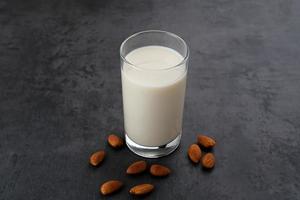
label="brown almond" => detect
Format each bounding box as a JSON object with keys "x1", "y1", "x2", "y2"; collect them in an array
[
  {"x1": 150, "y1": 164, "x2": 171, "y2": 177},
  {"x1": 201, "y1": 153, "x2": 215, "y2": 169},
  {"x1": 129, "y1": 184, "x2": 154, "y2": 196},
  {"x1": 188, "y1": 144, "x2": 202, "y2": 163},
  {"x1": 126, "y1": 160, "x2": 147, "y2": 174},
  {"x1": 197, "y1": 134, "x2": 216, "y2": 148},
  {"x1": 108, "y1": 134, "x2": 124, "y2": 149},
  {"x1": 89, "y1": 150, "x2": 105, "y2": 166},
  {"x1": 100, "y1": 180, "x2": 123, "y2": 195}
]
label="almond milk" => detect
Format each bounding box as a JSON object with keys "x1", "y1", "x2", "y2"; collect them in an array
[{"x1": 122, "y1": 46, "x2": 187, "y2": 147}]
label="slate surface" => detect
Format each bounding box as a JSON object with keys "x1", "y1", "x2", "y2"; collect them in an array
[{"x1": 0, "y1": 0, "x2": 300, "y2": 199}]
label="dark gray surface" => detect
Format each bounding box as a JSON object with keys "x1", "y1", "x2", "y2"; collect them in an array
[{"x1": 1, "y1": 0, "x2": 300, "y2": 199}]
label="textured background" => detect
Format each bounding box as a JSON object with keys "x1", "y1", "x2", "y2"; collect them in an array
[{"x1": 0, "y1": 0, "x2": 300, "y2": 199}]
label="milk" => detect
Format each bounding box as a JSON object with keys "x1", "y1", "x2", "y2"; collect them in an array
[{"x1": 122, "y1": 46, "x2": 187, "y2": 147}]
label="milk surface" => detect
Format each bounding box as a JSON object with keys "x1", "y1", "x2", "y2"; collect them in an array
[{"x1": 122, "y1": 46, "x2": 187, "y2": 147}]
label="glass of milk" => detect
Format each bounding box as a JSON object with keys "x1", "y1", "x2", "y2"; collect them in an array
[{"x1": 120, "y1": 30, "x2": 189, "y2": 158}]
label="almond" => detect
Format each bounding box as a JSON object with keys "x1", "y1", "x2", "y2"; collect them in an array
[
  {"x1": 89, "y1": 150, "x2": 105, "y2": 166},
  {"x1": 126, "y1": 160, "x2": 147, "y2": 174},
  {"x1": 108, "y1": 134, "x2": 124, "y2": 149},
  {"x1": 201, "y1": 153, "x2": 215, "y2": 169},
  {"x1": 100, "y1": 180, "x2": 123, "y2": 195},
  {"x1": 129, "y1": 184, "x2": 154, "y2": 196},
  {"x1": 150, "y1": 164, "x2": 171, "y2": 177},
  {"x1": 197, "y1": 134, "x2": 216, "y2": 148},
  {"x1": 188, "y1": 144, "x2": 202, "y2": 163}
]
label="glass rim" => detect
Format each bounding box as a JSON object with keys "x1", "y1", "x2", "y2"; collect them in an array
[{"x1": 120, "y1": 30, "x2": 189, "y2": 71}]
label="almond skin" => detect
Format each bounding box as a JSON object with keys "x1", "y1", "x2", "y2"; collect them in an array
[
  {"x1": 108, "y1": 134, "x2": 124, "y2": 149},
  {"x1": 188, "y1": 144, "x2": 202, "y2": 163},
  {"x1": 100, "y1": 180, "x2": 123, "y2": 195},
  {"x1": 197, "y1": 135, "x2": 216, "y2": 148},
  {"x1": 201, "y1": 153, "x2": 215, "y2": 169},
  {"x1": 129, "y1": 184, "x2": 154, "y2": 196},
  {"x1": 150, "y1": 164, "x2": 171, "y2": 177},
  {"x1": 89, "y1": 150, "x2": 105, "y2": 166},
  {"x1": 126, "y1": 161, "x2": 147, "y2": 175}
]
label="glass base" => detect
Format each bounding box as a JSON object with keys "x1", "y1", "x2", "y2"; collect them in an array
[{"x1": 125, "y1": 133, "x2": 181, "y2": 158}]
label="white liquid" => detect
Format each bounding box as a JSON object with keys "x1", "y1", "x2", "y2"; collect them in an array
[{"x1": 122, "y1": 46, "x2": 187, "y2": 147}]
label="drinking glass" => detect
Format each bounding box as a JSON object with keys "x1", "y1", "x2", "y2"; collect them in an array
[{"x1": 120, "y1": 30, "x2": 189, "y2": 158}]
